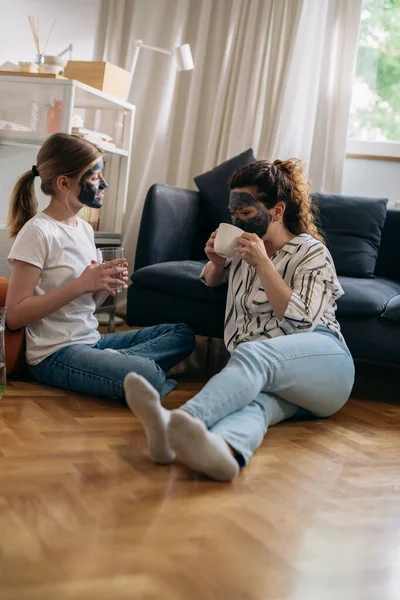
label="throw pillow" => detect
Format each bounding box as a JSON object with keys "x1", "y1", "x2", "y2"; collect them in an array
[
  {"x1": 312, "y1": 193, "x2": 388, "y2": 278},
  {"x1": 0, "y1": 278, "x2": 25, "y2": 376},
  {"x1": 194, "y1": 148, "x2": 256, "y2": 230}
]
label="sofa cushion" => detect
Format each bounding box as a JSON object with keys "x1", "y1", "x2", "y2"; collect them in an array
[
  {"x1": 132, "y1": 264, "x2": 400, "y2": 320},
  {"x1": 313, "y1": 194, "x2": 388, "y2": 278},
  {"x1": 194, "y1": 148, "x2": 256, "y2": 230},
  {"x1": 0, "y1": 278, "x2": 25, "y2": 376},
  {"x1": 132, "y1": 260, "x2": 228, "y2": 304},
  {"x1": 337, "y1": 276, "x2": 400, "y2": 317}
]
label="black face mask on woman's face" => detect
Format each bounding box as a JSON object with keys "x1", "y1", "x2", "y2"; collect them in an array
[
  {"x1": 78, "y1": 158, "x2": 108, "y2": 209},
  {"x1": 228, "y1": 191, "x2": 272, "y2": 238}
]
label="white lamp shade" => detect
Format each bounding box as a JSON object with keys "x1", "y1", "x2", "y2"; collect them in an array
[{"x1": 175, "y1": 44, "x2": 194, "y2": 71}]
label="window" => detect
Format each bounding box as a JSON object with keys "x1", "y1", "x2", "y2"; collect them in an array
[{"x1": 347, "y1": 0, "x2": 400, "y2": 155}]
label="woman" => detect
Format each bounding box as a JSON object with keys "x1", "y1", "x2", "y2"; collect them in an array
[
  {"x1": 126, "y1": 159, "x2": 354, "y2": 480},
  {"x1": 6, "y1": 133, "x2": 195, "y2": 416}
]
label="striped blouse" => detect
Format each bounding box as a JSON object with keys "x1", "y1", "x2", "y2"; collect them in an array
[{"x1": 204, "y1": 233, "x2": 345, "y2": 353}]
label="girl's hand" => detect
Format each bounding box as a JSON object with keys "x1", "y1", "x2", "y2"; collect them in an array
[
  {"x1": 79, "y1": 258, "x2": 127, "y2": 296},
  {"x1": 91, "y1": 259, "x2": 129, "y2": 289},
  {"x1": 238, "y1": 233, "x2": 270, "y2": 269},
  {"x1": 205, "y1": 230, "x2": 226, "y2": 268}
]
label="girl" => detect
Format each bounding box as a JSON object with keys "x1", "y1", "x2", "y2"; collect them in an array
[
  {"x1": 6, "y1": 133, "x2": 195, "y2": 422},
  {"x1": 125, "y1": 159, "x2": 355, "y2": 480}
]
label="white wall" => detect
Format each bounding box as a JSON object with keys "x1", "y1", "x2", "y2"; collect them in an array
[
  {"x1": 342, "y1": 158, "x2": 400, "y2": 208},
  {"x1": 0, "y1": 0, "x2": 101, "y2": 67}
]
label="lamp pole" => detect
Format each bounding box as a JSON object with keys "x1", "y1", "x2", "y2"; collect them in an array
[{"x1": 127, "y1": 40, "x2": 173, "y2": 97}]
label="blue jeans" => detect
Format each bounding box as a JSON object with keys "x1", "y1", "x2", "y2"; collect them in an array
[
  {"x1": 29, "y1": 323, "x2": 195, "y2": 400},
  {"x1": 182, "y1": 328, "x2": 355, "y2": 465}
]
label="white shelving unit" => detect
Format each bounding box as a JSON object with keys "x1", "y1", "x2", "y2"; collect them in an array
[{"x1": 0, "y1": 75, "x2": 135, "y2": 245}]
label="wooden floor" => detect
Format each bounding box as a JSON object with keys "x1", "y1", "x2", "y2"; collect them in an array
[{"x1": 0, "y1": 360, "x2": 399, "y2": 599}]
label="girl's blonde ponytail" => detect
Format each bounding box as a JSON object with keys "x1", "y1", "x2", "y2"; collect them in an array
[{"x1": 8, "y1": 170, "x2": 38, "y2": 237}]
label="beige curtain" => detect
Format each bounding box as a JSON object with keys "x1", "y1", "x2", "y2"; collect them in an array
[{"x1": 95, "y1": 0, "x2": 362, "y2": 280}]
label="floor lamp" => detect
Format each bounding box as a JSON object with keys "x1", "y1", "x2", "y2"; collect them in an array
[
  {"x1": 98, "y1": 41, "x2": 194, "y2": 328},
  {"x1": 126, "y1": 40, "x2": 194, "y2": 99}
]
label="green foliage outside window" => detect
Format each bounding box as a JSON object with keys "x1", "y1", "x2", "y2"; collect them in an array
[{"x1": 348, "y1": 0, "x2": 400, "y2": 141}]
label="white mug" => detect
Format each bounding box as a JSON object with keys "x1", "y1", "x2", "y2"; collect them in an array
[{"x1": 214, "y1": 223, "x2": 244, "y2": 258}]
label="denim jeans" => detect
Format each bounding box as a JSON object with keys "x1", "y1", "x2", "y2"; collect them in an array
[
  {"x1": 29, "y1": 323, "x2": 195, "y2": 400},
  {"x1": 182, "y1": 327, "x2": 355, "y2": 465}
]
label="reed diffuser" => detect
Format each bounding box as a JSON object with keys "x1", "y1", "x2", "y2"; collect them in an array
[{"x1": 28, "y1": 15, "x2": 56, "y2": 71}]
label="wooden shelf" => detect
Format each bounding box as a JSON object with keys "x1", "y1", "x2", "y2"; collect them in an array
[
  {"x1": 0, "y1": 76, "x2": 135, "y2": 237},
  {"x1": 94, "y1": 232, "x2": 122, "y2": 245},
  {"x1": 0, "y1": 136, "x2": 128, "y2": 156},
  {"x1": 0, "y1": 71, "x2": 67, "y2": 79}
]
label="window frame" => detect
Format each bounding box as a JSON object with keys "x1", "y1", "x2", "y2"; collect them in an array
[{"x1": 346, "y1": 140, "x2": 400, "y2": 161}]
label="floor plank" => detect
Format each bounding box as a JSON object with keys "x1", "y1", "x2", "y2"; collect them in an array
[{"x1": 0, "y1": 362, "x2": 399, "y2": 600}]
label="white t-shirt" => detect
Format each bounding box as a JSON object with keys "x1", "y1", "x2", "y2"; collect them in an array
[{"x1": 8, "y1": 212, "x2": 100, "y2": 365}]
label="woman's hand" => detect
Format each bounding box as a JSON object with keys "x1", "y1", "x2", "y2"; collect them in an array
[
  {"x1": 238, "y1": 233, "x2": 270, "y2": 269},
  {"x1": 205, "y1": 230, "x2": 226, "y2": 268},
  {"x1": 79, "y1": 258, "x2": 127, "y2": 296}
]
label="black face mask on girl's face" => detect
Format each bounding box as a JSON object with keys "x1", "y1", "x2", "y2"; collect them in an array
[
  {"x1": 228, "y1": 191, "x2": 272, "y2": 238},
  {"x1": 78, "y1": 158, "x2": 108, "y2": 209}
]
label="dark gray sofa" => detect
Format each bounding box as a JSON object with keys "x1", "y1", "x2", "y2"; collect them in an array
[{"x1": 127, "y1": 184, "x2": 400, "y2": 365}]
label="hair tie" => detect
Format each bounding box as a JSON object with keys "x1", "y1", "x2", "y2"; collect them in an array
[{"x1": 32, "y1": 165, "x2": 39, "y2": 177}]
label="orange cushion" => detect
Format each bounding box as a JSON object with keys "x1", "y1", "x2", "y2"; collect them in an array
[{"x1": 0, "y1": 278, "x2": 25, "y2": 376}]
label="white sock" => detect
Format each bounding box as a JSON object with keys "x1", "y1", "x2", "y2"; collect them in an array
[
  {"x1": 167, "y1": 410, "x2": 239, "y2": 482},
  {"x1": 123, "y1": 372, "x2": 175, "y2": 465}
]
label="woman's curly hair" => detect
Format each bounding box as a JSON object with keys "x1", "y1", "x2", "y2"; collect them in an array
[{"x1": 229, "y1": 159, "x2": 323, "y2": 242}]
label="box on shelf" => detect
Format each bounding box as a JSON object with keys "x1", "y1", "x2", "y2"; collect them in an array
[{"x1": 64, "y1": 61, "x2": 130, "y2": 101}]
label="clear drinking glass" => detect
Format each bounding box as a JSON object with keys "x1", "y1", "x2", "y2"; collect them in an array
[
  {"x1": 96, "y1": 247, "x2": 125, "y2": 293},
  {"x1": 0, "y1": 308, "x2": 6, "y2": 398}
]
